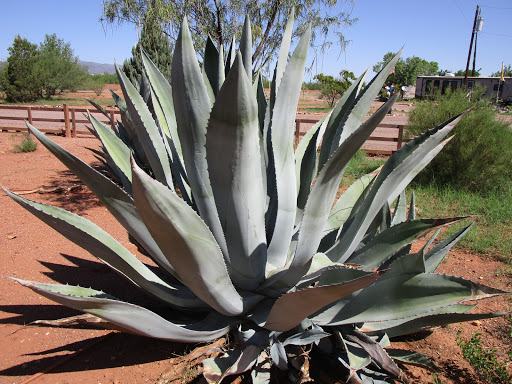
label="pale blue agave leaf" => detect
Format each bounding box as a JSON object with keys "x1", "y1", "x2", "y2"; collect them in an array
[
  {"x1": 363, "y1": 305, "x2": 506, "y2": 338},
  {"x1": 282, "y1": 327, "x2": 330, "y2": 346},
  {"x1": 171, "y1": 19, "x2": 228, "y2": 257},
  {"x1": 317, "y1": 71, "x2": 368, "y2": 173},
  {"x1": 325, "y1": 170, "x2": 377, "y2": 234},
  {"x1": 273, "y1": 6, "x2": 295, "y2": 93},
  {"x1": 265, "y1": 24, "x2": 311, "y2": 270},
  {"x1": 251, "y1": 351, "x2": 271, "y2": 384},
  {"x1": 285, "y1": 96, "x2": 398, "y2": 286},
  {"x1": 408, "y1": 190, "x2": 416, "y2": 221},
  {"x1": 205, "y1": 53, "x2": 267, "y2": 290},
  {"x1": 132, "y1": 161, "x2": 244, "y2": 316},
  {"x1": 312, "y1": 273, "x2": 508, "y2": 326},
  {"x1": 390, "y1": 190, "x2": 407, "y2": 225},
  {"x1": 25, "y1": 124, "x2": 178, "y2": 280},
  {"x1": 348, "y1": 217, "x2": 469, "y2": 270},
  {"x1": 224, "y1": 35, "x2": 236, "y2": 77},
  {"x1": 11, "y1": 278, "x2": 231, "y2": 342},
  {"x1": 116, "y1": 63, "x2": 174, "y2": 188},
  {"x1": 425, "y1": 223, "x2": 473, "y2": 273},
  {"x1": 203, "y1": 345, "x2": 262, "y2": 384},
  {"x1": 204, "y1": 35, "x2": 221, "y2": 95},
  {"x1": 239, "y1": 15, "x2": 252, "y2": 80},
  {"x1": 386, "y1": 349, "x2": 437, "y2": 371},
  {"x1": 270, "y1": 342, "x2": 287, "y2": 369},
  {"x1": 202, "y1": 66, "x2": 216, "y2": 105},
  {"x1": 329, "y1": 52, "x2": 402, "y2": 161},
  {"x1": 5, "y1": 189, "x2": 205, "y2": 309},
  {"x1": 140, "y1": 50, "x2": 181, "y2": 157},
  {"x1": 262, "y1": 271, "x2": 384, "y2": 332},
  {"x1": 295, "y1": 113, "x2": 330, "y2": 216},
  {"x1": 327, "y1": 114, "x2": 464, "y2": 264},
  {"x1": 88, "y1": 113, "x2": 132, "y2": 192}
]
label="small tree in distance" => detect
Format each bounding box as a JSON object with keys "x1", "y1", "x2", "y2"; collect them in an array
[
  {"x1": 314, "y1": 70, "x2": 356, "y2": 107},
  {"x1": 1, "y1": 36, "x2": 41, "y2": 102},
  {"x1": 123, "y1": 13, "x2": 173, "y2": 86},
  {"x1": 37, "y1": 34, "x2": 88, "y2": 98},
  {"x1": 373, "y1": 52, "x2": 439, "y2": 88}
]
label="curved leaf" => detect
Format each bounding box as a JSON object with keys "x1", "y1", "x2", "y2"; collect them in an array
[
  {"x1": 132, "y1": 161, "x2": 244, "y2": 316},
  {"x1": 205, "y1": 53, "x2": 267, "y2": 290},
  {"x1": 12, "y1": 279, "x2": 231, "y2": 342}
]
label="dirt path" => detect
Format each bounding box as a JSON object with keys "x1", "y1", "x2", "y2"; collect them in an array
[{"x1": 0, "y1": 132, "x2": 511, "y2": 384}]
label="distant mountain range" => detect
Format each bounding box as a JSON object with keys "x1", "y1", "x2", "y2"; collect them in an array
[{"x1": 78, "y1": 60, "x2": 116, "y2": 74}]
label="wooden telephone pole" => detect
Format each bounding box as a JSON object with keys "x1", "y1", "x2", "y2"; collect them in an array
[{"x1": 464, "y1": 5, "x2": 480, "y2": 88}]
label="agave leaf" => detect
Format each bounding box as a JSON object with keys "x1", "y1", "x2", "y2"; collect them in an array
[
  {"x1": 363, "y1": 305, "x2": 506, "y2": 338},
  {"x1": 4, "y1": 189, "x2": 204, "y2": 309},
  {"x1": 273, "y1": 6, "x2": 295, "y2": 93},
  {"x1": 344, "y1": 329, "x2": 409, "y2": 383},
  {"x1": 116, "y1": 63, "x2": 174, "y2": 188},
  {"x1": 295, "y1": 113, "x2": 330, "y2": 215},
  {"x1": 251, "y1": 351, "x2": 271, "y2": 384},
  {"x1": 317, "y1": 71, "x2": 368, "y2": 173},
  {"x1": 386, "y1": 349, "x2": 437, "y2": 371},
  {"x1": 348, "y1": 217, "x2": 470, "y2": 270},
  {"x1": 11, "y1": 278, "x2": 231, "y2": 342},
  {"x1": 338, "y1": 335, "x2": 372, "y2": 371},
  {"x1": 262, "y1": 271, "x2": 385, "y2": 332},
  {"x1": 239, "y1": 15, "x2": 252, "y2": 80},
  {"x1": 203, "y1": 345, "x2": 262, "y2": 384},
  {"x1": 171, "y1": 18, "x2": 228, "y2": 257},
  {"x1": 425, "y1": 223, "x2": 473, "y2": 273},
  {"x1": 224, "y1": 35, "x2": 236, "y2": 76},
  {"x1": 282, "y1": 327, "x2": 330, "y2": 346},
  {"x1": 286, "y1": 95, "x2": 398, "y2": 285},
  {"x1": 327, "y1": 113, "x2": 465, "y2": 264},
  {"x1": 313, "y1": 273, "x2": 508, "y2": 326},
  {"x1": 140, "y1": 50, "x2": 181, "y2": 156},
  {"x1": 205, "y1": 53, "x2": 267, "y2": 290},
  {"x1": 85, "y1": 98, "x2": 116, "y2": 133},
  {"x1": 25, "y1": 124, "x2": 178, "y2": 280},
  {"x1": 270, "y1": 341, "x2": 287, "y2": 370},
  {"x1": 325, "y1": 170, "x2": 377, "y2": 234},
  {"x1": 132, "y1": 161, "x2": 244, "y2": 316},
  {"x1": 88, "y1": 113, "x2": 132, "y2": 193},
  {"x1": 204, "y1": 36, "x2": 221, "y2": 95},
  {"x1": 390, "y1": 190, "x2": 407, "y2": 225},
  {"x1": 265, "y1": 24, "x2": 311, "y2": 270}
]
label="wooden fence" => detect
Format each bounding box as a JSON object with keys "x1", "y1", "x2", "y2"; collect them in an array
[
  {"x1": 0, "y1": 105, "x2": 406, "y2": 155},
  {"x1": 294, "y1": 118, "x2": 406, "y2": 155},
  {"x1": 0, "y1": 104, "x2": 120, "y2": 138}
]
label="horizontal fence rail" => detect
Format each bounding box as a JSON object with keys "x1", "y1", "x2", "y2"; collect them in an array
[
  {"x1": 0, "y1": 105, "x2": 407, "y2": 155},
  {"x1": 0, "y1": 104, "x2": 120, "y2": 138}
]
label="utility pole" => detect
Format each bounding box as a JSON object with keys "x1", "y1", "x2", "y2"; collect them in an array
[{"x1": 464, "y1": 5, "x2": 479, "y2": 88}]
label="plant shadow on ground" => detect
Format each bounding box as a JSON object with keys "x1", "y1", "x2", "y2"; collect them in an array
[
  {"x1": 0, "y1": 254, "x2": 195, "y2": 379},
  {"x1": 25, "y1": 162, "x2": 110, "y2": 214}
]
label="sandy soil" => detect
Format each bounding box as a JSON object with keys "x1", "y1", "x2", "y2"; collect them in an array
[{"x1": 0, "y1": 129, "x2": 511, "y2": 383}]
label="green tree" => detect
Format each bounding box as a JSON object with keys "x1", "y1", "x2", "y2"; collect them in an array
[
  {"x1": 373, "y1": 52, "x2": 439, "y2": 87},
  {"x1": 491, "y1": 64, "x2": 512, "y2": 77},
  {"x1": 1, "y1": 36, "x2": 41, "y2": 102},
  {"x1": 453, "y1": 69, "x2": 481, "y2": 77},
  {"x1": 37, "y1": 34, "x2": 88, "y2": 99},
  {"x1": 122, "y1": 12, "x2": 173, "y2": 86},
  {"x1": 101, "y1": 0, "x2": 357, "y2": 74},
  {"x1": 314, "y1": 70, "x2": 356, "y2": 107}
]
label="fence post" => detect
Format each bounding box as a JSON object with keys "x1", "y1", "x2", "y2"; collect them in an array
[
  {"x1": 109, "y1": 109, "x2": 116, "y2": 131},
  {"x1": 295, "y1": 119, "x2": 301, "y2": 141},
  {"x1": 397, "y1": 125, "x2": 403, "y2": 150},
  {"x1": 27, "y1": 106, "x2": 33, "y2": 126},
  {"x1": 71, "y1": 108, "x2": 77, "y2": 138},
  {"x1": 63, "y1": 104, "x2": 70, "y2": 137}
]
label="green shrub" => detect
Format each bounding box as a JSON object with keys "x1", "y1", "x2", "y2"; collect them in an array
[
  {"x1": 407, "y1": 87, "x2": 512, "y2": 194},
  {"x1": 13, "y1": 133, "x2": 37, "y2": 152},
  {"x1": 457, "y1": 331, "x2": 511, "y2": 383}
]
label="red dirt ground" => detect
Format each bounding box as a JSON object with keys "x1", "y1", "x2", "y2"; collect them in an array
[{"x1": 0, "y1": 131, "x2": 511, "y2": 384}]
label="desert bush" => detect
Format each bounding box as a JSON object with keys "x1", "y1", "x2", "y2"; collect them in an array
[
  {"x1": 13, "y1": 133, "x2": 37, "y2": 152},
  {"x1": 407, "y1": 87, "x2": 512, "y2": 194}
]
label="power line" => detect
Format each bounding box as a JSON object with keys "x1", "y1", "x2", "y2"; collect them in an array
[
  {"x1": 479, "y1": 5, "x2": 512, "y2": 10},
  {"x1": 480, "y1": 31, "x2": 512, "y2": 38}
]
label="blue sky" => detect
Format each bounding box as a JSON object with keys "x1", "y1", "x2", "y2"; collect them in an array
[{"x1": 1, "y1": 0, "x2": 511, "y2": 80}]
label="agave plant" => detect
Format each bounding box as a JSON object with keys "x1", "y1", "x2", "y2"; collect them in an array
[{"x1": 4, "y1": 11, "x2": 509, "y2": 384}]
